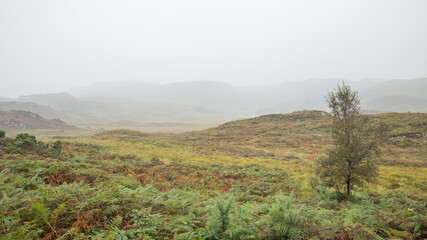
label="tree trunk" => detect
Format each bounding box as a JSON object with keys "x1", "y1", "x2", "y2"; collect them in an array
[{"x1": 346, "y1": 179, "x2": 351, "y2": 199}]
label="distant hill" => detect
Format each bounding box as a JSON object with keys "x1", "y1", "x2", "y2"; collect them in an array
[
  {"x1": 16, "y1": 93, "x2": 75, "y2": 105},
  {"x1": 0, "y1": 110, "x2": 77, "y2": 131},
  {"x1": 77, "y1": 79, "x2": 384, "y2": 112},
  {"x1": 8, "y1": 83, "x2": 244, "y2": 122},
  {"x1": 361, "y1": 78, "x2": 427, "y2": 101},
  {"x1": 78, "y1": 80, "x2": 239, "y2": 107},
  {"x1": 2, "y1": 78, "x2": 425, "y2": 125},
  {"x1": 365, "y1": 95, "x2": 427, "y2": 113},
  {"x1": 0, "y1": 101, "x2": 109, "y2": 127},
  {"x1": 75, "y1": 78, "x2": 427, "y2": 115},
  {"x1": 357, "y1": 78, "x2": 427, "y2": 113},
  {"x1": 14, "y1": 93, "x2": 102, "y2": 117},
  {"x1": 0, "y1": 101, "x2": 65, "y2": 119}
]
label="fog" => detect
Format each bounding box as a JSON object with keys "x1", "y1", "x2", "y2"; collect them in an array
[{"x1": 1, "y1": 0, "x2": 427, "y2": 97}]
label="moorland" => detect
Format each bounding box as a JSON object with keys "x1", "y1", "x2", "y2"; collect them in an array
[{"x1": 0, "y1": 110, "x2": 426, "y2": 239}]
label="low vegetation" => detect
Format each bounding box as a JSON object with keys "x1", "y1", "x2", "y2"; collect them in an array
[{"x1": 1, "y1": 108, "x2": 426, "y2": 239}]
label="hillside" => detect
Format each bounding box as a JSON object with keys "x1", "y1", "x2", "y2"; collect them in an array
[
  {"x1": 74, "y1": 78, "x2": 427, "y2": 114},
  {"x1": 365, "y1": 95, "x2": 427, "y2": 113},
  {"x1": 0, "y1": 99, "x2": 226, "y2": 132},
  {"x1": 2, "y1": 110, "x2": 425, "y2": 239},
  {"x1": 196, "y1": 110, "x2": 427, "y2": 138},
  {"x1": 187, "y1": 111, "x2": 423, "y2": 165},
  {"x1": 188, "y1": 110, "x2": 332, "y2": 157},
  {"x1": 81, "y1": 80, "x2": 239, "y2": 106},
  {"x1": 93, "y1": 110, "x2": 427, "y2": 167},
  {"x1": 0, "y1": 101, "x2": 65, "y2": 119},
  {"x1": 0, "y1": 110, "x2": 77, "y2": 131},
  {"x1": 5, "y1": 135, "x2": 425, "y2": 239},
  {"x1": 361, "y1": 78, "x2": 427, "y2": 101},
  {"x1": 16, "y1": 92, "x2": 75, "y2": 105},
  {"x1": 11, "y1": 89, "x2": 242, "y2": 123},
  {"x1": 2, "y1": 78, "x2": 426, "y2": 127}
]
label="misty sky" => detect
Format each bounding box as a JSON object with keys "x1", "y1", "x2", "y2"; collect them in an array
[{"x1": 1, "y1": 0, "x2": 426, "y2": 97}]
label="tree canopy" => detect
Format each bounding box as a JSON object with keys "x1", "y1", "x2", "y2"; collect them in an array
[{"x1": 315, "y1": 83, "x2": 389, "y2": 199}]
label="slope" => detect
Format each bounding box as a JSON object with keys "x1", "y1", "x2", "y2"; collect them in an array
[
  {"x1": 91, "y1": 110, "x2": 426, "y2": 167},
  {"x1": 365, "y1": 95, "x2": 427, "y2": 113},
  {"x1": 0, "y1": 101, "x2": 65, "y2": 119},
  {"x1": 186, "y1": 111, "x2": 426, "y2": 160},
  {"x1": 0, "y1": 110, "x2": 77, "y2": 131}
]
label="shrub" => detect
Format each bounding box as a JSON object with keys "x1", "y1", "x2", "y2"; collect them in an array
[
  {"x1": 268, "y1": 192, "x2": 305, "y2": 239},
  {"x1": 51, "y1": 141, "x2": 62, "y2": 156},
  {"x1": 14, "y1": 133, "x2": 36, "y2": 150},
  {"x1": 226, "y1": 205, "x2": 257, "y2": 240},
  {"x1": 206, "y1": 197, "x2": 233, "y2": 240}
]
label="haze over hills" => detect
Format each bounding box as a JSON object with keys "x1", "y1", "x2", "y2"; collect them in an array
[
  {"x1": 72, "y1": 78, "x2": 427, "y2": 113},
  {"x1": 361, "y1": 78, "x2": 427, "y2": 100},
  {"x1": 365, "y1": 95, "x2": 427, "y2": 113},
  {"x1": 0, "y1": 101, "x2": 66, "y2": 120},
  {"x1": 0, "y1": 78, "x2": 426, "y2": 128},
  {"x1": 78, "y1": 81, "x2": 239, "y2": 106},
  {"x1": 0, "y1": 110, "x2": 77, "y2": 131}
]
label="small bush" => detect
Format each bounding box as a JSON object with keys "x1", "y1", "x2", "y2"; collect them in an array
[
  {"x1": 206, "y1": 197, "x2": 233, "y2": 240},
  {"x1": 14, "y1": 133, "x2": 36, "y2": 150},
  {"x1": 268, "y1": 192, "x2": 305, "y2": 240}
]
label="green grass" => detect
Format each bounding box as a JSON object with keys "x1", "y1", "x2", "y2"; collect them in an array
[
  {"x1": 1, "y1": 110, "x2": 427, "y2": 239},
  {"x1": 1, "y1": 139, "x2": 426, "y2": 239}
]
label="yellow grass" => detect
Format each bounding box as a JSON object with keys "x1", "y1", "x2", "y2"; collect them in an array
[{"x1": 46, "y1": 136, "x2": 426, "y2": 196}]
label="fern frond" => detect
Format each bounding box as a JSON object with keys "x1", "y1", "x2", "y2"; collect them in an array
[
  {"x1": 103, "y1": 204, "x2": 120, "y2": 215},
  {"x1": 107, "y1": 215, "x2": 123, "y2": 230},
  {"x1": 50, "y1": 201, "x2": 67, "y2": 228}
]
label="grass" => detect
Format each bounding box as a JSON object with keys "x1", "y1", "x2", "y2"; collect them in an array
[
  {"x1": 46, "y1": 110, "x2": 427, "y2": 196},
  {"x1": 1, "y1": 110, "x2": 426, "y2": 239}
]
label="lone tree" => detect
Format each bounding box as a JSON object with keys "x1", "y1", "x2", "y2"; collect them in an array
[{"x1": 315, "y1": 83, "x2": 389, "y2": 199}]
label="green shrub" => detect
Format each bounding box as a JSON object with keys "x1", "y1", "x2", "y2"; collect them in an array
[
  {"x1": 14, "y1": 133, "x2": 36, "y2": 150},
  {"x1": 268, "y1": 192, "x2": 305, "y2": 239},
  {"x1": 51, "y1": 141, "x2": 62, "y2": 156},
  {"x1": 226, "y1": 205, "x2": 257, "y2": 240},
  {"x1": 206, "y1": 197, "x2": 233, "y2": 239}
]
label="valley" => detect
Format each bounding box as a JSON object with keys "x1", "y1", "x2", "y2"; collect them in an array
[{"x1": 2, "y1": 2, "x2": 426, "y2": 238}]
